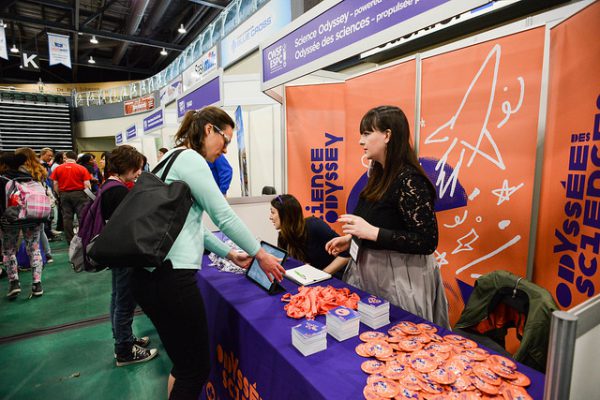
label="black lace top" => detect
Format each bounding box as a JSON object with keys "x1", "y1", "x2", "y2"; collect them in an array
[{"x1": 353, "y1": 166, "x2": 438, "y2": 254}]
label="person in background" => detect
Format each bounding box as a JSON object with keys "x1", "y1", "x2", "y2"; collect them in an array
[
  {"x1": 207, "y1": 154, "x2": 233, "y2": 195},
  {"x1": 102, "y1": 146, "x2": 158, "y2": 366},
  {"x1": 50, "y1": 151, "x2": 64, "y2": 233},
  {"x1": 50, "y1": 151, "x2": 91, "y2": 244},
  {"x1": 50, "y1": 151, "x2": 63, "y2": 174},
  {"x1": 0, "y1": 152, "x2": 45, "y2": 298},
  {"x1": 157, "y1": 147, "x2": 169, "y2": 161},
  {"x1": 270, "y1": 194, "x2": 349, "y2": 278},
  {"x1": 99, "y1": 151, "x2": 109, "y2": 180},
  {"x1": 38, "y1": 147, "x2": 54, "y2": 187},
  {"x1": 141, "y1": 155, "x2": 150, "y2": 173},
  {"x1": 38, "y1": 147, "x2": 58, "y2": 243},
  {"x1": 16, "y1": 147, "x2": 53, "y2": 264},
  {"x1": 131, "y1": 106, "x2": 285, "y2": 400},
  {"x1": 326, "y1": 105, "x2": 449, "y2": 328},
  {"x1": 78, "y1": 153, "x2": 100, "y2": 193},
  {"x1": 89, "y1": 153, "x2": 103, "y2": 188}
]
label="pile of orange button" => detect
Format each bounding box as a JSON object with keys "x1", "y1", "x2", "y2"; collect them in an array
[
  {"x1": 281, "y1": 285, "x2": 360, "y2": 319},
  {"x1": 356, "y1": 321, "x2": 532, "y2": 399}
]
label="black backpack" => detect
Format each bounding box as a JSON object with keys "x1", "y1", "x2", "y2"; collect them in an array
[{"x1": 87, "y1": 150, "x2": 193, "y2": 268}]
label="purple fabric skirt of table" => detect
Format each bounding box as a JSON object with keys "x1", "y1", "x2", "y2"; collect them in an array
[{"x1": 197, "y1": 255, "x2": 544, "y2": 400}]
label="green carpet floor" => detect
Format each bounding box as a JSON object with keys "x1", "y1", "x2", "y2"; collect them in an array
[{"x1": 0, "y1": 240, "x2": 171, "y2": 399}]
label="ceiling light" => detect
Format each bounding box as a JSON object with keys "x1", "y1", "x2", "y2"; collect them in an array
[
  {"x1": 160, "y1": 48, "x2": 168, "y2": 56},
  {"x1": 88, "y1": 56, "x2": 96, "y2": 64},
  {"x1": 10, "y1": 44, "x2": 18, "y2": 54},
  {"x1": 90, "y1": 35, "x2": 98, "y2": 44},
  {"x1": 178, "y1": 24, "x2": 186, "y2": 34}
]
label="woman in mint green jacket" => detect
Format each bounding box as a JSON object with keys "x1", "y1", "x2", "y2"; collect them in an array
[{"x1": 132, "y1": 106, "x2": 285, "y2": 400}]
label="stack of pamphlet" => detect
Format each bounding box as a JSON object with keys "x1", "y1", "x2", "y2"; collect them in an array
[
  {"x1": 291, "y1": 320, "x2": 327, "y2": 356},
  {"x1": 326, "y1": 306, "x2": 361, "y2": 341},
  {"x1": 358, "y1": 295, "x2": 390, "y2": 329}
]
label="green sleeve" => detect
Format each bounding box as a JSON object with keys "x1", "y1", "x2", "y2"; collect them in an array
[
  {"x1": 204, "y1": 226, "x2": 231, "y2": 258},
  {"x1": 174, "y1": 150, "x2": 261, "y2": 256}
]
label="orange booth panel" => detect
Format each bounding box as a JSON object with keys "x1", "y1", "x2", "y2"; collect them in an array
[
  {"x1": 533, "y1": 2, "x2": 600, "y2": 309},
  {"x1": 286, "y1": 83, "x2": 347, "y2": 230},
  {"x1": 418, "y1": 28, "x2": 545, "y2": 323}
]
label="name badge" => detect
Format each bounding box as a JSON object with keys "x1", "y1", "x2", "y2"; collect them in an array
[{"x1": 350, "y1": 238, "x2": 360, "y2": 263}]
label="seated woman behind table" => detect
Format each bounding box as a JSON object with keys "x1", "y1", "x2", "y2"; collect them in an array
[{"x1": 270, "y1": 194, "x2": 349, "y2": 278}]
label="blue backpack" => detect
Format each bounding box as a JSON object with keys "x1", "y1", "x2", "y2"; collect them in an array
[{"x1": 68, "y1": 180, "x2": 125, "y2": 272}]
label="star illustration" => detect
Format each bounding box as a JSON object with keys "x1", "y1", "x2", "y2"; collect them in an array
[
  {"x1": 491, "y1": 179, "x2": 524, "y2": 205},
  {"x1": 452, "y1": 228, "x2": 479, "y2": 254},
  {"x1": 435, "y1": 250, "x2": 449, "y2": 267},
  {"x1": 420, "y1": 118, "x2": 426, "y2": 128}
]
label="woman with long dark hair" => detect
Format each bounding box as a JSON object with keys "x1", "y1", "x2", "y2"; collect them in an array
[
  {"x1": 326, "y1": 105, "x2": 449, "y2": 327},
  {"x1": 270, "y1": 194, "x2": 349, "y2": 277}
]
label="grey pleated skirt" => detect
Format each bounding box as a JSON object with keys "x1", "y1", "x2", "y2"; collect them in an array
[{"x1": 343, "y1": 247, "x2": 450, "y2": 329}]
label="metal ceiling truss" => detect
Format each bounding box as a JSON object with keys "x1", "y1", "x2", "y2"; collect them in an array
[{"x1": 0, "y1": 12, "x2": 185, "y2": 51}]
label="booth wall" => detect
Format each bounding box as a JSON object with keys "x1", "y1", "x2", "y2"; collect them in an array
[
  {"x1": 283, "y1": 0, "x2": 600, "y2": 321},
  {"x1": 202, "y1": 197, "x2": 278, "y2": 244},
  {"x1": 569, "y1": 322, "x2": 600, "y2": 399},
  {"x1": 533, "y1": 1, "x2": 600, "y2": 310}
]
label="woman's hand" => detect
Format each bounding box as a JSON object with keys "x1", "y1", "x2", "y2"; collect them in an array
[
  {"x1": 338, "y1": 214, "x2": 379, "y2": 241},
  {"x1": 325, "y1": 234, "x2": 351, "y2": 256},
  {"x1": 227, "y1": 250, "x2": 252, "y2": 269},
  {"x1": 255, "y1": 248, "x2": 286, "y2": 282}
]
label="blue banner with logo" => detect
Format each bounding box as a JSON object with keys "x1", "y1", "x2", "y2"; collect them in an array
[
  {"x1": 177, "y1": 76, "x2": 221, "y2": 119},
  {"x1": 143, "y1": 109, "x2": 164, "y2": 134},
  {"x1": 125, "y1": 124, "x2": 137, "y2": 140},
  {"x1": 235, "y1": 106, "x2": 249, "y2": 196}
]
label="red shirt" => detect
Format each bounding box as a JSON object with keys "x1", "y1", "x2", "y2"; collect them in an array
[{"x1": 50, "y1": 162, "x2": 92, "y2": 191}]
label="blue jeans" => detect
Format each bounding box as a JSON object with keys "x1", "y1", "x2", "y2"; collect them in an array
[{"x1": 110, "y1": 267, "x2": 136, "y2": 357}]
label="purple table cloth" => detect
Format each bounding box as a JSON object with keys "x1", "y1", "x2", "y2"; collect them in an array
[{"x1": 197, "y1": 256, "x2": 545, "y2": 400}]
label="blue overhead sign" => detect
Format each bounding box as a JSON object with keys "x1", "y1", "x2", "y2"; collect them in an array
[
  {"x1": 261, "y1": 0, "x2": 486, "y2": 90},
  {"x1": 115, "y1": 132, "x2": 123, "y2": 145},
  {"x1": 125, "y1": 124, "x2": 137, "y2": 140},
  {"x1": 220, "y1": 0, "x2": 292, "y2": 67},
  {"x1": 143, "y1": 109, "x2": 164, "y2": 133},
  {"x1": 177, "y1": 76, "x2": 221, "y2": 119}
]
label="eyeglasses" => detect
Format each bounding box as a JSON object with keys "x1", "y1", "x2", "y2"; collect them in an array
[
  {"x1": 212, "y1": 125, "x2": 231, "y2": 147},
  {"x1": 276, "y1": 195, "x2": 283, "y2": 204}
]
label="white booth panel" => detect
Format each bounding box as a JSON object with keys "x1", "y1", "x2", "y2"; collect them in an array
[
  {"x1": 570, "y1": 323, "x2": 600, "y2": 400},
  {"x1": 202, "y1": 196, "x2": 278, "y2": 244},
  {"x1": 248, "y1": 104, "x2": 279, "y2": 196}
]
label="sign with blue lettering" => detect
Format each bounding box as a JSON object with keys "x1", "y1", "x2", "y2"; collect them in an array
[
  {"x1": 220, "y1": 0, "x2": 291, "y2": 68},
  {"x1": 143, "y1": 109, "x2": 164, "y2": 134},
  {"x1": 115, "y1": 132, "x2": 123, "y2": 145},
  {"x1": 261, "y1": 0, "x2": 486, "y2": 90},
  {"x1": 125, "y1": 124, "x2": 137, "y2": 140},
  {"x1": 177, "y1": 75, "x2": 221, "y2": 120}
]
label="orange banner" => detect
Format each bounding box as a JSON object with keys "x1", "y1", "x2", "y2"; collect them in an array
[
  {"x1": 533, "y1": 2, "x2": 600, "y2": 309},
  {"x1": 343, "y1": 61, "x2": 417, "y2": 222},
  {"x1": 124, "y1": 95, "x2": 155, "y2": 115},
  {"x1": 285, "y1": 29, "x2": 546, "y2": 325},
  {"x1": 286, "y1": 84, "x2": 347, "y2": 226},
  {"x1": 418, "y1": 28, "x2": 545, "y2": 323}
]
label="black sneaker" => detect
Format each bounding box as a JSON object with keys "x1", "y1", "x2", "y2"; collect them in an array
[
  {"x1": 7, "y1": 280, "x2": 21, "y2": 299},
  {"x1": 46, "y1": 254, "x2": 54, "y2": 264},
  {"x1": 116, "y1": 344, "x2": 158, "y2": 367},
  {"x1": 32, "y1": 282, "x2": 43, "y2": 297},
  {"x1": 133, "y1": 336, "x2": 150, "y2": 347}
]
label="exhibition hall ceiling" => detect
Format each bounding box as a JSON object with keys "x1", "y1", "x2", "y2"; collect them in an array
[{"x1": 0, "y1": 0, "x2": 231, "y2": 83}]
